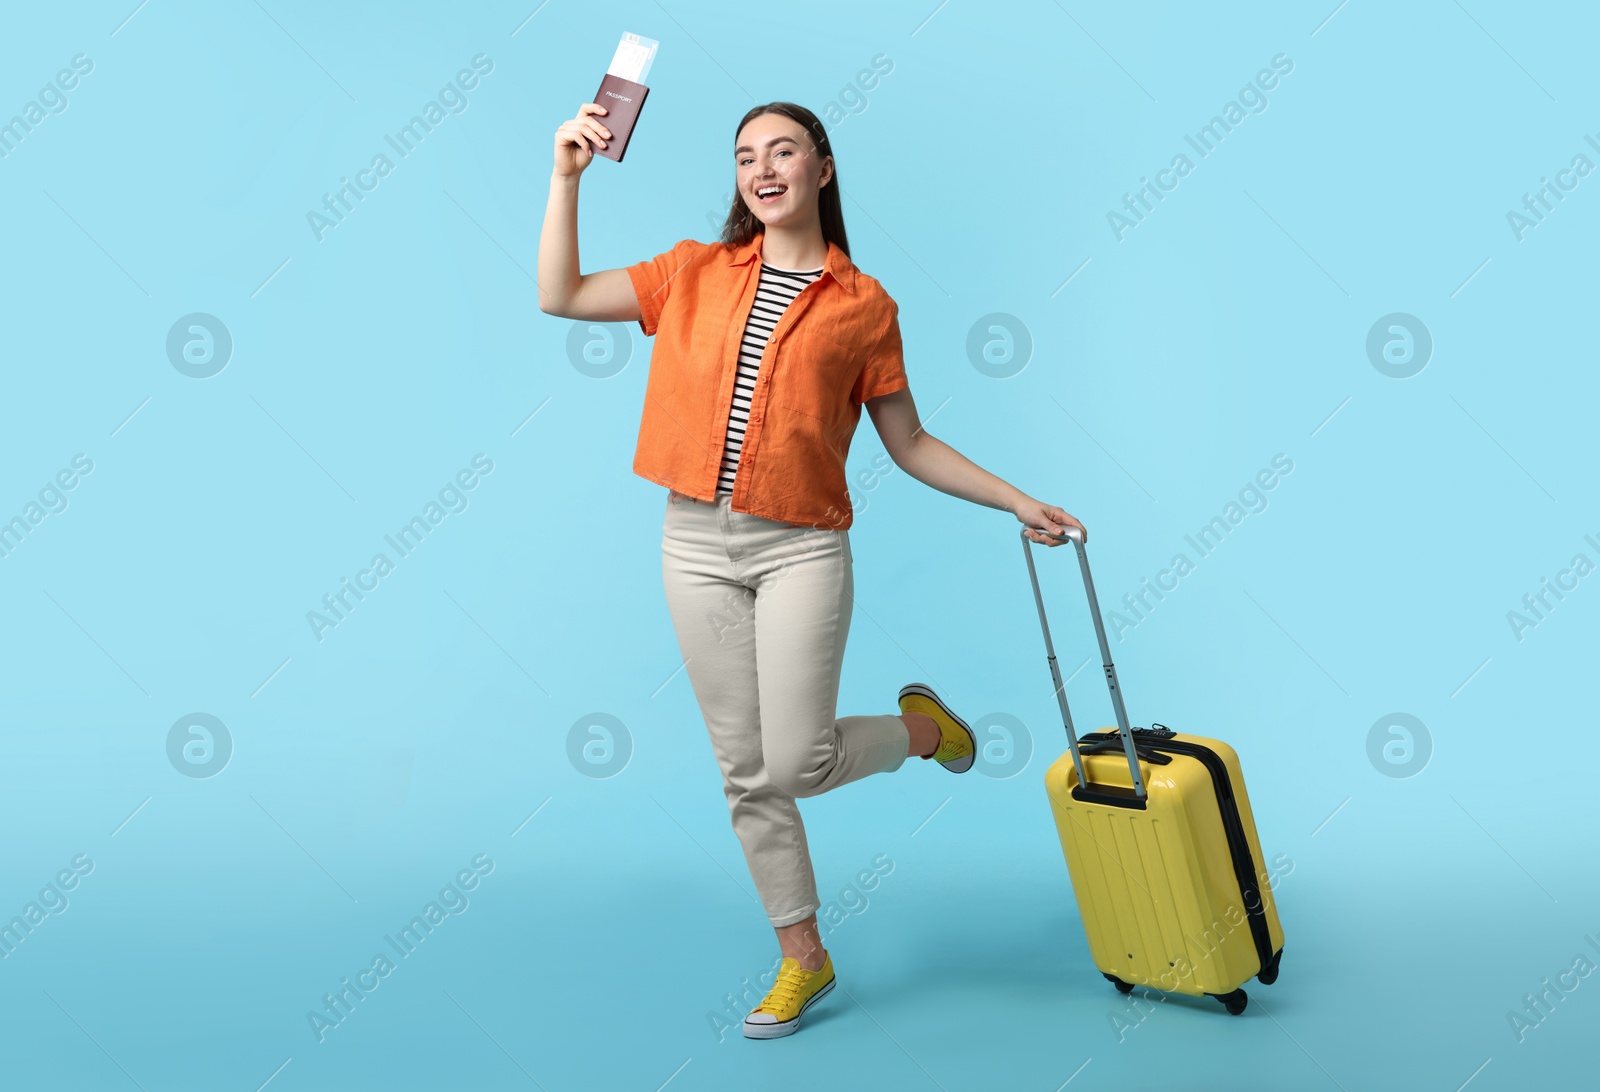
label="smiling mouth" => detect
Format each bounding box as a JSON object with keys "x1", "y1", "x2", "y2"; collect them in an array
[{"x1": 755, "y1": 185, "x2": 787, "y2": 203}]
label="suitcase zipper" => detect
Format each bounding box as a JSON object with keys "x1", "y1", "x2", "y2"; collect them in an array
[{"x1": 1078, "y1": 729, "x2": 1276, "y2": 977}]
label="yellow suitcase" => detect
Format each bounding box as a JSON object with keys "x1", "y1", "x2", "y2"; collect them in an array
[{"x1": 1022, "y1": 526, "x2": 1284, "y2": 1015}]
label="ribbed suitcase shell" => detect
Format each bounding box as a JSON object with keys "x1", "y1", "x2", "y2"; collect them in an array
[{"x1": 1043, "y1": 731, "x2": 1284, "y2": 999}]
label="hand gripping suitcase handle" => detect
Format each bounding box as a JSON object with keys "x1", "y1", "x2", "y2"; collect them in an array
[{"x1": 1020, "y1": 525, "x2": 1146, "y2": 799}]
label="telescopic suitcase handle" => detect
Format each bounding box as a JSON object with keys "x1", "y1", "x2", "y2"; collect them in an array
[{"x1": 1020, "y1": 525, "x2": 1147, "y2": 799}]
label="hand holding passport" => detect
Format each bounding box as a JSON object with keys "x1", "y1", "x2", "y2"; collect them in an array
[{"x1": 590, "y1": 32, "x2": 656, "y2": 163}]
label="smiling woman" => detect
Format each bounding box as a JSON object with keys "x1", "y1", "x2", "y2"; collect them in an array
[{"x1": 536, "y1": 94, "x2": 1085, "y2": 1041}]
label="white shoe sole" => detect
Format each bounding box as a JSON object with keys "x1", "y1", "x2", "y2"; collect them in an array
[
  {"x1": 899, "y1": 682, "x2": 976, "y2": 773},
  {"x1": 742, "y1": 976, "x2": 836, "y2": 1039}
]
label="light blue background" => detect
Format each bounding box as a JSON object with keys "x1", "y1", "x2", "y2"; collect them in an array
[{"x1": 2, "y1": 1, "x2": 1596, "y2": 1089}]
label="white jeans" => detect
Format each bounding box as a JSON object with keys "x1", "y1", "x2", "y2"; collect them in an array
[{"x1": 661, "y1": 489, "x2": 910, "y2": 927}]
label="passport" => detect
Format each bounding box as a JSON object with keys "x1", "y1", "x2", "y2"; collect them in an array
[{"x1": 592, "y1": 32, "x2": 656, "y2": 163}]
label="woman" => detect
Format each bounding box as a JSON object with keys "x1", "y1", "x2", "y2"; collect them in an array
[{"x1": 537, "y1": 99, "x2": 1084, "y2": 1039}]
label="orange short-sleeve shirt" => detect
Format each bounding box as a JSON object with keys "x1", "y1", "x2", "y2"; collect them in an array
[{"x1": 625, "y1": 232, "x2": 908, "y2": 530}]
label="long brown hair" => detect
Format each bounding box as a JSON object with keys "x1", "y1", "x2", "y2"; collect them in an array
[{"x1": 718, "y1": 102, "x2": 849, "y2": 258}]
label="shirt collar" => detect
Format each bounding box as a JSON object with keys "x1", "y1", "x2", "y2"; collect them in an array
[{"x1": 725, "y1": 233, "x2": 857, "y2": 294}]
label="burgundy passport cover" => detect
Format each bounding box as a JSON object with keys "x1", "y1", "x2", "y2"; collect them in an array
[{"x1": 593, "y1": 73, "x2": 649, "y2": 162}]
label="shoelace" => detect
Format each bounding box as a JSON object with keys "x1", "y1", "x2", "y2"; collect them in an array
[{"x1": 755, "y1": 964, "x2": 813, "y2": 1013}]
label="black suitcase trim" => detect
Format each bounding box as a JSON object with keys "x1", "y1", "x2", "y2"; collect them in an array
[
  {"x1": 1078, "y1": 729, "x2": 1276, "y2": 979},
  {"x1": 1070, "y1": 781, "x2": 1148, "y2": 809}
]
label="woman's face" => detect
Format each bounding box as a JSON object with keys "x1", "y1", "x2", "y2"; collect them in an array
[{"x1": 734, "y1": 113, "x2": 832, "y2": 229}]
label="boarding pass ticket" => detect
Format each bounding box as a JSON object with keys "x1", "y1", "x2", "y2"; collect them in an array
[{"x1": 607, "y1": 32, "x2": 658, "y2": 85}]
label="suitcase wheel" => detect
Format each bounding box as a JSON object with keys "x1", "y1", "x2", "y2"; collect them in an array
[
  {"x1": 1102, "y1": 973, "x2": 1135, "y2": 995},
  {"x1": 1211, "y1": 988, "x2": 1248, "y2": 1016},
  {"x1": 1257, "y1": 947, "x2": 1283, "y2": 986}
]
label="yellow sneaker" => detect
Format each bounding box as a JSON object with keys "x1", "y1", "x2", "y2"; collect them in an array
[
  {"x1": 743, "y1": 954, "x2": 836, "y2": 1039},
  {"x1": 899, "y1": 682, "x2": 976, "y2": 773}
]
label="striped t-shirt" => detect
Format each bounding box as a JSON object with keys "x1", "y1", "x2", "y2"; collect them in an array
[{"x1": 715, "y1": 260, "x2": 825, "y2": 497}]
